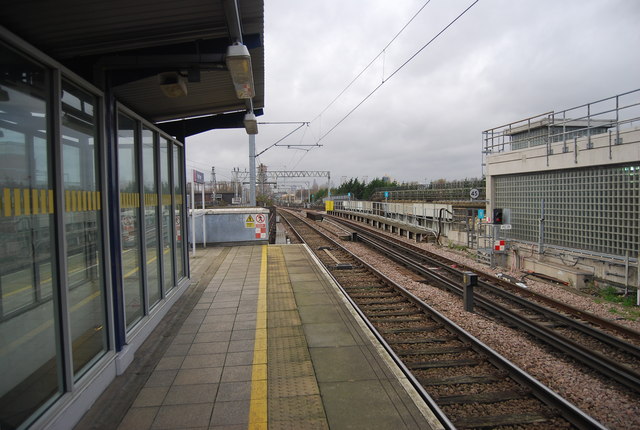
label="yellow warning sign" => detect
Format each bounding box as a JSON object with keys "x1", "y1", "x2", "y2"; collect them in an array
[
  {"x1": 325, "y1": 200, "x2": 334, "y2": 211},
  {"x1": 245, "y1": 215, "x2": 255, "y2": 228}
]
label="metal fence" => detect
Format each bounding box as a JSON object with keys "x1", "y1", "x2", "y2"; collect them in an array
[{"x1": 482, "y1": 89, "x2": 640, "y2": 175}]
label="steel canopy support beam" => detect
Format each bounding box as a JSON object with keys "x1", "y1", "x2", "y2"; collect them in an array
[
  {"x1": 222, "y1": 0, "x2": 244, "y2": 44},
  {"x1": 156, "y1": 108, "x2": 263, "y2": 137}
]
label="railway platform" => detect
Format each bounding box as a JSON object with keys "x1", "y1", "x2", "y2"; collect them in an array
[{"x1": 74, "y1": 244, "x2": 442, "y2": 430}]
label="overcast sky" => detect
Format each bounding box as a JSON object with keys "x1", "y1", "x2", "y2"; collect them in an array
[{"x1": 186, "y1": 0, "x2": 640, "y2": 188}]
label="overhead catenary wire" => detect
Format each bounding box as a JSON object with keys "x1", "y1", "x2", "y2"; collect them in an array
[
  {"x1": 255, "y1": 122, "x2": 310, "y2": 157},
  {"x1": 311, "y1": 0, "x2": 433, "y2": 122},
  {"x1": 257, "y1": 0, "x2": 434, "y2": 155},
  {"x1": 315, "y1": 0, "x2": 480, "y2": 145}
]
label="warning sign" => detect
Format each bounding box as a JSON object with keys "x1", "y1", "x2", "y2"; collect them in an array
[
  {"x1": 256, "y1": 213, "x2": 265, "y2": 224},
  {"x1": 255, "y1": 226, "x2": 267, "y2": 239},
  {"x1": 245, "y1": 215, "x2": 255, "y2": 228}
]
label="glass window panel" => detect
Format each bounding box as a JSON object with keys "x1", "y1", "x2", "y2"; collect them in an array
[
  {"x1": 495, "y1": 164, "x2": 640, "y2": 256},
  {"x1": 117, "y1": 114, "x2": 143, "y2": 329},
  {"x1": 159, "y1": 138, "x2": 174, "y2": 291},
  {"x1": 173, "y1": 144, "x2": 185, "y2": 280},
  {"x1": 61, "y1": 80, "x2": 107, "y2": 378},
  {"x1": 142, "y1": 127, "x2": 161, "y2": 307},
  {"x1": 0, "y1": 44, "x2": 62, "y2": 429}
]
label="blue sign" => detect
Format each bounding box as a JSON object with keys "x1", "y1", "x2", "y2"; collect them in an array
[
  {"x1": 478, "y1": 209, "x2": 485, "y2": 219},
  {"x1": 384, "y1": 191, "x2": 389, "y2": 198},
  {"x1": 193, "y1": 170, "x2": 205, "y2": 184}
]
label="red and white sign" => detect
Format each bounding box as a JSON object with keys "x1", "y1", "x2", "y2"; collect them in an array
[
  {"x1": 255, "y1": 226, "x2": 267, "y2": 239},
  {"x1": 494, "y1": 240, "x2": 506, "y2": 251},
  {"x1": 255, "y1": 214, "x2": 265, "y2": 224}
]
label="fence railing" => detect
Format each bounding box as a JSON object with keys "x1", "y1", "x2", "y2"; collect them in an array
[{"x1": 482, "y1": 89, "x2": 640, "y2": 174}]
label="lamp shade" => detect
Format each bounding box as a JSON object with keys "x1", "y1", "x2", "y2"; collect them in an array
[
  {"x1": 243, "y1": 112, "x2": 258, "y2": 135},
  {"x1": 226, "y1": 44, "x2": 255, "y2": 99},
  {"x1": 158, "y1": 72, "x2": 187, "y2": 98}
]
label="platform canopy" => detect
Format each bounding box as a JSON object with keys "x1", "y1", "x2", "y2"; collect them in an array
[{"x1": 0, "y1": 0, "x2": 264, "y2": 136}]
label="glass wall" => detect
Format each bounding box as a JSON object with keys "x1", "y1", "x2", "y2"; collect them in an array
[
  {"x1": 495, "y1": 164, "x2": 640, "y2": 257},
  {"x1": 0, "y1": 43, "x2": 61, "y2": 429},
  {"x1": 117, "y1": 114, "x2": 143, "y2": 329},
  {"x1": 160, "y1": 138, "x2": 175, "y2": 292},
  {"x1": 173, "y1": 144, "x2": 185, "y2": 279},
  {"x1": 60, "y1": 80, "x2": 108, "y2": 377},
  {"x1": 0, "y1": 36, "x2": 188, "y2": 430},
  {"x1": 142, "y1": 127, "x2": 161, "y2": 307}
]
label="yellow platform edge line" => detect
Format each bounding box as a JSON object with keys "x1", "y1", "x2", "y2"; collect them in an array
[{"x1": 248, "y1": 245, "x2": 268, "y2": 429}]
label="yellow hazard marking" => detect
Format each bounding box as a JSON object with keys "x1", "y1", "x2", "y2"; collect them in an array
[
  {"x1": 23, "y1": 189, "x2": 31, "y2": 215},
  {"x1": 14, "y1": 188, "x2": 21, "y2": 216},
  {"x1": 32, "y1": 189, "x2": 39, "y2": 214},
  {"x1": 0, "y1": 187, "x2": 103, "y2": 216},
  {"x1": 3, "y1": 188, "x2": 11, "y2": 216},
  {"x1": 249, "y1": 245, "x2": 268, "y2": 429}
]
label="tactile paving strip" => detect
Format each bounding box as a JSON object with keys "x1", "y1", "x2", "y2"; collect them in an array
[
  {"x1": 269, "y1": 418, "x2": 329, "y2": 430},
  {"x1": 269, "y1": 326, "x2": 305, "y2": 339},
  {"x1": 269, "y1": 360, "x2": 315, "y2": 380},
  {"x1": 269, "y1": 335, "x2": 308, "y2": 350},
  {"x1": 269, "y1": 395, "x2": 327, "y2": 422},
  {"x1": 268, "y1": 344, "x2": 311, "y2": 364},
  {"x1": 267, "y1": 246, "x2": 329, "y2": 429},
  {"x1": 268, "y1": 294, "x2": 298, "y2": 312},
  {"x1": 268, "y1": 310, "x2": 302, "y2": 328},
  {"x1": 268, "y1": 376, "x2": 322, "y2": 398}
]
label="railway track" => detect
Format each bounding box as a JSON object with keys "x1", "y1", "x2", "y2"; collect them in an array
[
  {"x1": 279, "y1": 209, "x2": 605, "y2": 430},
  {"x1": 321, "y1": 213, "x2": 640, "y2": 395}
]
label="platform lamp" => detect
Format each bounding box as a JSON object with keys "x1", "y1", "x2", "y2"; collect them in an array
[
  {"x1": 243, "y1": 111, "x2": 258, "y2": 135},
  {"x1": 225, "y1": 43, "x2": 255, "y2": 99}
]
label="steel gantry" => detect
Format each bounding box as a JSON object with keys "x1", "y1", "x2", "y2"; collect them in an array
[{"x1": 265, "y1": 171, "x2": 331, "y2": 198}]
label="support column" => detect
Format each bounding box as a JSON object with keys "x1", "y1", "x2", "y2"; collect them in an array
[{"x1": 249, "y1": 134, "x2": 256, "y2": 206}]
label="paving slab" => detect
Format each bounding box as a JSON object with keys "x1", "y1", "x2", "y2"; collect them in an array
[{"x1": 76, "y1": 245, "x2": 441, "y2": 430}]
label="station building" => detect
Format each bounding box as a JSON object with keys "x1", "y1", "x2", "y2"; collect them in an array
[
  {"x1": 330, "y1": 91, "x2": 639, "y2": 290},
  {"x1": 483, "y1": 90, "x2": 639, "y2": 289},
  {"x1": 0, "y1": 1, "x2": 264, "y2": 429}
]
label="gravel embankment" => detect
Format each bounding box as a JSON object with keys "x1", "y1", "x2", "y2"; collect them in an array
[{"x1": 314, "y1": 217, "x2": 640, "y2": 430}]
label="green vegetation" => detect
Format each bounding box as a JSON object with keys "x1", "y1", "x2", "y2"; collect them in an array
[
  {"x1": 594, "y1": 286, "x2": 639, "y2": 321},
  {"x1": 309, "y1": 177, "x2": 399, "y2": 203},
  {"x1": 333, "y1": 177, "x2": 399, "y2": 200},
  {"x1": 447, "y1": 243, "x2": 468, "y2": 252}
]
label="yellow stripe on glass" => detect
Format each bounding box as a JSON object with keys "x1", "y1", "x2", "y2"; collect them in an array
[
  {"x1": 14, "y1": 189, "x2": 21, "y2": 216},
  {"x1": 32, "y1": 189, "x2": 39, "y2": 214},
  {"x1": 23, "y1": 189, "x2": 31, "y2": 215}
]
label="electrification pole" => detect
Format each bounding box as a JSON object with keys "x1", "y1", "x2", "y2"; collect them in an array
[{"x1": 249, "y1": 135, "x2": 256, "y2": 206}]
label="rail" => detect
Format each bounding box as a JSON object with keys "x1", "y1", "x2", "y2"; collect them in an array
[
  {"x1": 331, "y1": 215, "x2": 640, "y2": 393},
  {"x1": 279, "y1": 208, "x2": 606, "y2": 429}
]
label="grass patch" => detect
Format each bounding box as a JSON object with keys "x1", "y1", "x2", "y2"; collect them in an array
[
  {"x1": 447, "y1": 243, "x2": 468, "y2": 252},
  {"x1": 596, "y1": 286, "x2": 639, "y2": 321}
]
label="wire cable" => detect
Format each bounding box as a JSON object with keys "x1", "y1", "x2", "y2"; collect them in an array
[
  {"x1": 257, "y1": 0, "x2": 434, "y2": 156},
  {"x1": 312, "y1": 0, "x2": 433, "y2": 122},
  {"x1": 255, "y1": 122, "x2": 309, "y2": 157},
  {"x1": 316, "y1": 0, "x2": 480, "y2": 145}
]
